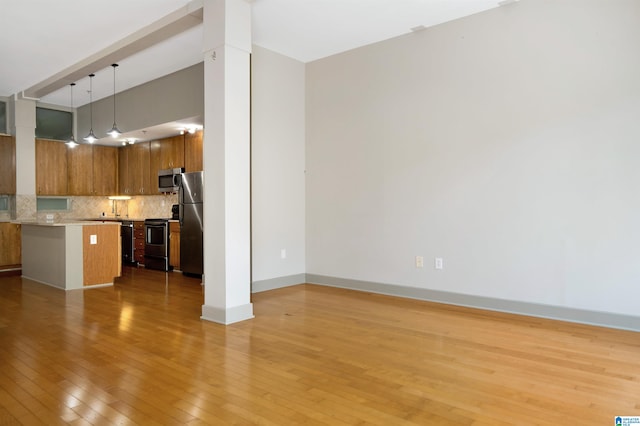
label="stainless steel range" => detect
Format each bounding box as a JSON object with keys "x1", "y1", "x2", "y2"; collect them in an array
[{"x1": 144, "y1": 218, "x2": 171, "y2": 271}]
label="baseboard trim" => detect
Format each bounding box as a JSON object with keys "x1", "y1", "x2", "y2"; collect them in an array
[
  {"x1": 0, "y1": 267, "x2": 22, "y2": 277},
  {"x1": 252, "y1": 273, "x2": 306, "y2": 293},
  {"x1": 201, "y1": 303, "x2": 254, "y2": 325},
  {"x1": 305, "y1": 274, "x2": 640, "y2": 332}
]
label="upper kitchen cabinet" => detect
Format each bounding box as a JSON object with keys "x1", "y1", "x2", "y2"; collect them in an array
[
  {"x1": 68, "y1": 145, "x2": 118, "y2": 196},
  {"x1": 128, "y1": 142, "x2": 151, "y2": 195},
  {"x1": 67, "y1": 144, "x2": 93, "y2": 195},
  {"x1": 151, "y1": 135, "x2": 185, "y2": 171},
  {"x1": 36, "y1": 139, "x2": 68, "y2": 195},
  {"x1": 0, "y1": 135, "x2": 16, "y2": 194},
  {"x1": 93, "y1": 146, "x2": 118, "y2": 195},
  {"x1": 118, "y1": 147, "x2": 130, "y2": 195},
  {"x1": 184, "y1": 130, "x2": 203, "y2": 172}
]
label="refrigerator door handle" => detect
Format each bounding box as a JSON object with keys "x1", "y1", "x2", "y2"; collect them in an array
[{"x1": 179, "y1": 203, "x2": 184, "y2": 227}]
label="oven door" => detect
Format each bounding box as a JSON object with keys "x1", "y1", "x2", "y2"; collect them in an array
[{"x1": 145, "y1": 221, "x2": 168, "y2": 257}]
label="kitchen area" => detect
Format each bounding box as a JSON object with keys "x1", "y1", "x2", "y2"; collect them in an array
[
  {"x1": 120, "y1": 168, "x2": 203, "y2": 276},
  {"x1": 0, "y1": 129, "x2": 205, "y2": 284}
]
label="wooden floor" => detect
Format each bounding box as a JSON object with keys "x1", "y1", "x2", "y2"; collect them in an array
[{"x1": 1, "y1": 268, "x2": 639, "y2": 425}]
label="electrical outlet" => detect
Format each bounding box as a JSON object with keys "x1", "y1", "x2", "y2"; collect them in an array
[
  {"x1": 435, "y1": 257, "x2": 443, "y2": 270},
  {"x1": 90, "y1": 235, "x2": 97, "y2": 245},
  {"x1": 415, "y1": 256, "x2": 424, "y2": 268}
]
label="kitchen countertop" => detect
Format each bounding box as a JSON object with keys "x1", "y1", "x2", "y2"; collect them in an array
[
  {"x1": 82, "y1": 217, "x2": 176, "y2": 222},
  {"x1": 19, "y1": 220, "x2": 121, "y2": 227},
  {"x1": 82, "y1": 217, "x2": 145, "y2": 222}
]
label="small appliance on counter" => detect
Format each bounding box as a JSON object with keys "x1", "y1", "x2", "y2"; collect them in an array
[{"x1": 171, "y1": 204, "x2": 179, "y2": 220}]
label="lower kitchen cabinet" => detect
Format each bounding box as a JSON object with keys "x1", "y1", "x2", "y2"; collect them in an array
[
  {"x1": 133, "y1": 221, "x2": 145, "y2": 265},
  {"x1": 169, "y1": 221, "x2": 180, "y2": 270},
  {"x1": 0, "y1": 223, "x2": 21, "y2": 269}
]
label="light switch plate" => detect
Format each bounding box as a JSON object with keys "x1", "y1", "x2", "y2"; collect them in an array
[{"x1": 90, "y1": 235, "x2": 97, "y2": 245}]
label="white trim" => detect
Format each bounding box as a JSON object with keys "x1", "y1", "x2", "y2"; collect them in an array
[
  {"x1": 252, "y1": 273, "x2": 306, "y2": 293},
  {"x1": 305, "y1": 274, "x2": 640, "y2": 332},
  {"x1": 201, "y1": 302, "x2": 254, "y2": 325}
]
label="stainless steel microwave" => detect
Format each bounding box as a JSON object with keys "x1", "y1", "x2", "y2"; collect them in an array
[{"x1": 158, "y1": 168, "x2": 184, "y2": 193}]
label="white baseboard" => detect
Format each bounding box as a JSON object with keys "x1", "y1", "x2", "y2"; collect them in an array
[
  {"x1": 201, "y1": 302, "x2": 254, "y2": 325},
  {"x1": 305, "y1": 274, "x2": 640, "y2": 332}
]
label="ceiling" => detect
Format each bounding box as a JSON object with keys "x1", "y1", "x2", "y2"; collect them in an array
[{"x1": 1, "y1": 0, "x2": 502, "y2": 143}]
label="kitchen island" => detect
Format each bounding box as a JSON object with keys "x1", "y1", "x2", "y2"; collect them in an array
[{"x1": 21, "y1": 221, "x2": 121, "y2": 290}]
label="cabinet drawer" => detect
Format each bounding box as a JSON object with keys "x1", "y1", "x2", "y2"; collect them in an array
[{"x1": 134, "y1": 252, "x2": 145, "y2": 263}]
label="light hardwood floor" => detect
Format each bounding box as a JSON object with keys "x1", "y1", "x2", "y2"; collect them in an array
[{"x1": 1, "y1": 267, "x2": 639, "y2": 425}]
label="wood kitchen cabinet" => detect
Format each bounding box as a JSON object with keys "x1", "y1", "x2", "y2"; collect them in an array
[
  {"x1": 67, "y1": 144, "x2": 93, "y2": 195},
  {"x1": 150, "y1": 135, "x2": 184, "y2": 171},
  {"x1": 0, "y1": 222, "x2": 21, "y2": 268},
  {"x1": 36, "y1": 139, "x2": 68, "y2": 195},
  {"x1": 169, "y1": 221, "x2": 180, "y2": 270},
  {"x1": 120, "y1": 142, "x2": 151, "y2": 195},
  {"x1": 133, "y1": 221, "x2": 145, "y2": 264},
  {"x1": 68, "y1": 145, "x2": 118, "y2": 195},
  {"x1": 184, "y1": 130, "x2": 203, "y2": 172},
  {"x1": 118, "y1": 131, "x2": 202, "y2": 196},
  {"x1": 150, "y1": 135, "x2": 185, "y2": 193},
  {"x1": 0, "y1": 135, "x2": 16, "y2": 195},
  {"x1": 118, "y1": 147, "x2": 130, "y2": 195},
  {"x1": 92, "y1": 145, "x2": 118, "y2": 195},
  {"x1": 119, "y1": 141, "x2": 160, "y2": 196}
]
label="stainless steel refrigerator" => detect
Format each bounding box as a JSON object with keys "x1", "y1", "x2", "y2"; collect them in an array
[{"x1": 179, "y1": 171, "x2": 203, "y2": 276}]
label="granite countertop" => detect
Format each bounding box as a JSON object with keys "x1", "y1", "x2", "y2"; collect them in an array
[
  {"x1": 19, "y1": 220, "x2": 121, "y2": 227},
  {"x1": 82, "y1": 217, "x2": 147, "y2": 222}
]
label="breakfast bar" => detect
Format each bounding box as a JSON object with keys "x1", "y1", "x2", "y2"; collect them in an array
[{"x1": 21, "y1": 221, "x2": 121, "y2": 290}]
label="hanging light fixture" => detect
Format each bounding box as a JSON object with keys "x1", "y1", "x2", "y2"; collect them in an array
[
  {"x1": 83, "y1": 73, "x2": 98, "y2": 143},
  {"x1": 107, "y1": 63, "x2": 122, "y2": 138},
  {"x1": 66, "y1": 83, "x2": 79, "y2": 148}
]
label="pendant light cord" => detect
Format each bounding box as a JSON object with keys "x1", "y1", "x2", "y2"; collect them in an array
[
  {"x1": 89, "y1": 73, "x2": 94, "y2": 131},
  {"x1": 112, "y1": 64, "x2": 118, "y2": 125}
]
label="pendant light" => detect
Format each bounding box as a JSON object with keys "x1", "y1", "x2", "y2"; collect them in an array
[
  {"x1": 83, "y1": 73, "x2": 98, "y2": 143},
  {"x1": 107, "y1": 63, "x2": 122, "y2": 138},
  {"x1": 66, "y1": 83, "x2": 79, "y2": 148}
]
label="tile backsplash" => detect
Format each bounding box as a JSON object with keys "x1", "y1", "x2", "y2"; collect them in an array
[{"x1": 14, "y1": 193, "x2": 178, "y2": 222}]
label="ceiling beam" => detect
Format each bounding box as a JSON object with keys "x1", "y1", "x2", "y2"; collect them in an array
[{"x1": 23, "y1": 0, "x2": 203, "y2": 100}]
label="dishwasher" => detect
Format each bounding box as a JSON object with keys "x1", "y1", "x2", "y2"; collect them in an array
[{"x1": 121, "y1": 220, "x2": 136, "y2": 265}]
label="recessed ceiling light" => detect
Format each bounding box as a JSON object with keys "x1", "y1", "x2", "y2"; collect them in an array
[{"x1": 410, "y1": 25, "x2": 426, "y2": 33}]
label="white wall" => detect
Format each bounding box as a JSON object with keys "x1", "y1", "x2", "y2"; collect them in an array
[
  {"x1": 306, "y1": 0, "x2": 640, "y2": 316},
  {"x1": 251, "y1": 46, "x2": 306, "y2": 282}
]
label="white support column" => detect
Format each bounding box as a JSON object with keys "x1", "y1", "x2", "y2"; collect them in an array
[
  {"x1": 11, "y1": 96, "x2": 37, "y2": 220},
  {"x1": 200, "y1": 0, "x2": 253, "y2": 324}
]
